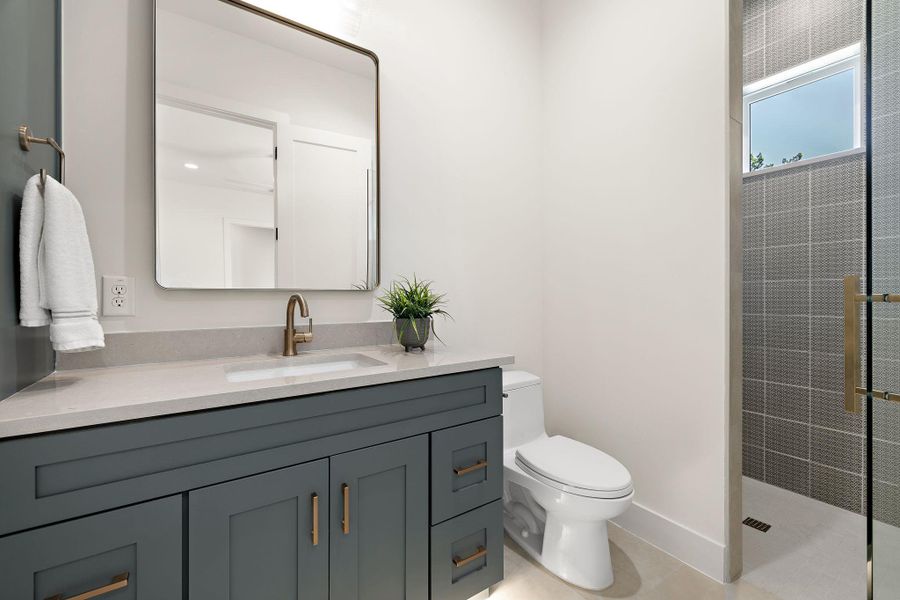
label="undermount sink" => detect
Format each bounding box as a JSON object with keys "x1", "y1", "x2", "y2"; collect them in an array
[{"x1": 225, "y1": 353, "x2": 387, "y2": 383}]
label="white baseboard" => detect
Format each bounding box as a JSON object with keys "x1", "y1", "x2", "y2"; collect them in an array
[{"x1": 611, "y1": 501, "x2": 726, "y2": 582}]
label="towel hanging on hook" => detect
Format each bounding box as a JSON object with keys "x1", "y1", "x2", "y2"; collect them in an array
[{"x1": 18, "y1": 125, "x2": 65, "y2": 186}]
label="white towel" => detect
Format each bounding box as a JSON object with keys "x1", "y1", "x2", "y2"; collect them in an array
[{"x1": 19, "y1": 174, "x2": 105, "y2": 352}]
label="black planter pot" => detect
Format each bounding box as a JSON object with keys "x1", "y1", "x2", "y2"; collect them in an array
[{"x1": 394, "y1": 317, "x2": 431, "y2": 352}]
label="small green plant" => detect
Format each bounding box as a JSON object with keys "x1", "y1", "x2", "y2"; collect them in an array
[{"x1": 377, "y1": 275, "x2": 451, "y2": 343}]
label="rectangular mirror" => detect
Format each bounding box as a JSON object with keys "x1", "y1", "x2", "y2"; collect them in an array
[{"x1": 154, "y1": 0, "x2": 379, "y2": 290}]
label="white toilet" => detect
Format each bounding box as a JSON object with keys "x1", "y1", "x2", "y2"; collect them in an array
[{"x1": 502, "y1": 371, "x2": 633, "y2": 590}]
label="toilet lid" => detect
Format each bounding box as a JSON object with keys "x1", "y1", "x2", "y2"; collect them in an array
[{"x1": 515, "y1": 436, "x2": 633, "y2": 497}]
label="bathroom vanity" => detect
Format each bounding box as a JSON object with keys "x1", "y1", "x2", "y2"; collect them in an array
[{"x1": 0, "y1": 347, "x2": 510, "y2": 599}]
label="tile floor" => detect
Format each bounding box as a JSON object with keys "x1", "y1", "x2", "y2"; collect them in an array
[
  {"x1": 490, "y1": 476, "x2": 897, "y2": 600},
  {"x1": 741, "y1": 476, "x2": 866, "y2": 600},
  {"x1": 490, "y1": 525, "x2": 777, "y2": 600}
]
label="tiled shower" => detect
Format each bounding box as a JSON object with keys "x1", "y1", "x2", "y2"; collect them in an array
[{"x1": 741, "y1": 0, "x2": 871, "y2": 513}]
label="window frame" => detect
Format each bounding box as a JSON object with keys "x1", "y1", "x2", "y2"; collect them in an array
[{"x1": 742, "y1": 43, "x2": 862, "y2": 175}]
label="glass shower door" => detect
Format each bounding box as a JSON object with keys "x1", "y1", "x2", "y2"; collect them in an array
[{"x1": 867, "y1": 0, "x2": 900, "y2": 596}]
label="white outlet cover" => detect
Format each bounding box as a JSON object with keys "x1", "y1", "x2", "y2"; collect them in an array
[{"x1": 102, "y1": 275, "x2": 136, "y2": 316}]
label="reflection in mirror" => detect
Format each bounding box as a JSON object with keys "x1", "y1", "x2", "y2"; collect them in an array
[{"x1": 155, "y1": 0, "x2": 378, "y2": 290}]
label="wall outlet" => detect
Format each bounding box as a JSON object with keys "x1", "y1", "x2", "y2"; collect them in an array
[{"x1": 102, "y1": 275, "x2": 135, "y2": 316}]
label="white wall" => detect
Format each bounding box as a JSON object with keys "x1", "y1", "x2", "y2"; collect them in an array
[
  {"x1": 540, "y1": 0, "x2": 735, "y2": 580},
  {"x1": 62, "y1": 0, "x2": 544, "y2": 373}
]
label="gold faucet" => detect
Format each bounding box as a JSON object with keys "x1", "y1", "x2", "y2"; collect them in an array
[{"x1": 283, "y1": 294, "x2": 313, "y2": 356}]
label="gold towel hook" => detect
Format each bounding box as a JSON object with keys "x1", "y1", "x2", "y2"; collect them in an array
[{"x1": 18, "y1": 124, "x2": 65, "y2": 186}]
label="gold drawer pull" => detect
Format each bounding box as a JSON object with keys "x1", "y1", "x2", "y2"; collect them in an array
[
  {"x1": 454, "y1": 459, "x2": 488, "y2": 477},
  {"x1": 453, "y1": 546, "x2": 487, "y2": 568},
  {"x1": 311, "y1": 493, "x2": 319, "y2": 546},
  {"x1": 45, "y1": 572, "x2": 129, "y2": 600},
  {"x1": 342, "y1": 483, "x2": 350, "y2": 534}
]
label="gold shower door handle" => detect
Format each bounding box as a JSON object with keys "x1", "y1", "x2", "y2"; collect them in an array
[
  {"x1": 311, "y1": 493, "x2": 319, "y2": 546},
  {"x1": 843, "y1": 274, "x2": 900, "y2": 413},
  {"x1": 844, "y1": 275, "x2": 862, "y2": 413},
  {"x1": 44, "y1": 572, "x2": 129, "y2": 600},
  {"x1": 341, "y1": 483, "x2": 350, "y2": 534}
]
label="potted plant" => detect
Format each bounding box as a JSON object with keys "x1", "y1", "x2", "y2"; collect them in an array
[{"x1": 377, "y1": 275, "x2": 450, "y2": 352}]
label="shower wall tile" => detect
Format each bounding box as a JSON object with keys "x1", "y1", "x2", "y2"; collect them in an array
[
  {"x1": 811, "y1": 427, "x2": 863, "y2": 473},
  {"x1": 766, "y1": 244, "x2": 809, "y2": 280},
  {"x1": 765, "y1": 169, "x2": 810, "y2": 213},
  {"x1": 766, "y1": 280, "x2": 809, "y2": 315},
  {"x1": 766, "y1": 416, "x2": 810, "y2": 459},
  {"x1": 811, "y1": 201, "x2": 865, "y2": 243},
  {"x1": 745, "y1": 378, "x2": 766, "y2": 413},
  {"x1": 811, "y1": 463, "x2": 863, "y2": 513},
  {"x1": 766, "y1": 348, "x2": 809, "y2": 385},
  {"x1": 744, "y1": 345, "x2": 766, "y2": 380},
  {"x1": 765, "y1": 381, "x2": 810, "y2": 422},
  {"x1": 744, "y1": 215, "x2": 765, "y2": 249},
  {"x1": 810, "y1": 351, "x2": 843, "y2": 393},
  {"x1": 810, "y1": 240, "x2": 865, "y2": 280},
  {"x1": 766, "y1": 208, "x2": 808, "y2": 246},
  {"x1": 874, "y1": 440, "x2": 900, "y2": 485},
  {"x1": 811, "y1": 5, "x2": 864, "y2": 57},
  {"x1": 745, "y1": 15, "x2": 766, "y2": 53},
  {"x1": 744, "y1": 410, "x2": 766, "y2": 447},
  {"x1": 765, "y1": 314, "x2": 808, "y2": 351},
  {"x1": 873, "y1": 400, "x2": 900, "y2": 444},
  {"x1": 765, "y1": 30, "x2": 811, "y2": 75},
  {"x1": 811, "y1": 388, "x2": 864, "y2": 435},
  {"x1": 743, "y1": 178, "x2": 766, "y2": 216},
  {"x1": 743, "y1": 0, "x2": 866, "y2": 514},
  {"x1": 744, "y1": 248, "x2": 764, "y2": 282},
  {"x1": 811, "y1": 279, "x2": 845, "y2": 316},
  {"x1": 744, "y1": 48, "x2": 766, "y2": 84},
  {"x1": 765, "y1": 450, "x2": 810, "y2": 495},
  {"x1": 745, "y1": 314, "x2": 765, "y2": 347},
  {"x1": 744, "y1": 444, "x2": 766, "y2": 479},
  {"x1": 873, "y1": 480, "x2": 900, "y2": 528},
  {"x1": 810, "y1": 154, "x2": 866, "y2": 206},
  {"x1": 810, "y1": 316, "x2": 843, "y2": 355},
  {"x1": 745, "y1": 281, "x2": 765, "y2": 315},
  {"x1": 873, "y1": 194, "x2": 900, "y2": 238}
]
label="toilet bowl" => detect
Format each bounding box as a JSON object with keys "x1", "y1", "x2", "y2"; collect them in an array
[{"x1": 502, "y1": 371, "x2": 633, "y2": 591}]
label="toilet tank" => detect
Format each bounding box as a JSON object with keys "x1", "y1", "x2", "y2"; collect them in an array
[{"x1": 502, "y1": 371, "x2": 546, "y2": 449}]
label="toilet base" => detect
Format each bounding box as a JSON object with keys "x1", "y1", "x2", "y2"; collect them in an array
[{"x1": 504, "y1": 513, "x2": 614, "y2": 591}]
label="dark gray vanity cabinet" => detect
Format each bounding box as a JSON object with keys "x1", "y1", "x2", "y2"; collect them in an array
[
  {"x1": 0, "y1": 496, "x2": 182, "y2": 599},
  {"x1": 0, "y1": 368, "x2": 504, "y2": 599},
  {"x1": 330, "y1": 435, "x2": 430, "y2": 600},
  {"x1": 189, "y1": 459, "x2": 330, "y2": 600}
]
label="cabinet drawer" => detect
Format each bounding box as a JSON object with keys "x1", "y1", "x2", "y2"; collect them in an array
[
  {"x1": 430, "y1": 500, "x2": 503, "y2": 600},
  {"x1": 0, "y1": 496, "x2": 182, "y2": 599},
  {"x1": 0, "y1": 368, "x2": 501, "y2": 536},
  {"x1": 431, "y1": 417, "x2": 502, "y2": 524}
]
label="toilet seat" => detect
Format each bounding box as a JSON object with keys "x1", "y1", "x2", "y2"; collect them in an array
[{"x1": 515, "y1": 435, "x2": 633, "y2": 499}]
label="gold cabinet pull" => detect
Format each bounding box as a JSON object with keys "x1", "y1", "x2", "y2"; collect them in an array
[
  {"x1": 454, "y1": 459, "x2": 488, "y2": 477},
  {"x1": 45, "y1": 572, "x2": 129, "y2": 600},
  {"x1": 311, "y1": 493, "x2": 319, "y2": 546},
  {"x1": 342, "y1": 483, "x2": 350, "y2": 534},
  {"x1": 453, "y1": 546, "x2": 487, "y2": 568}
]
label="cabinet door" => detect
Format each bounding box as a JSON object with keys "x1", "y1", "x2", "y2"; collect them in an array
[
  {"x1": 189, "y1": 459, "x2": 329, "y2": 600},
  {"x1": 330, "y1": 435, "x2": 429, "y2": 600},
  {"x1": 0, "y1": 496, "x2": 181, "y2": 599}
]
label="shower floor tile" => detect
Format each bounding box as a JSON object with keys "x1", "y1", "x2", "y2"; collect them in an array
[{"x1": 743, "y1": 476, "x2": 866, "y2": 600}]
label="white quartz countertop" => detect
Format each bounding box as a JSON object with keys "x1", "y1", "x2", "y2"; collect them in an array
[{"x1": 0, "y1": 345, "x2": 514, "y2": 439}]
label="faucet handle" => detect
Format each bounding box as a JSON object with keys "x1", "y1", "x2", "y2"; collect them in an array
[{"x1": 295, "y1": 317, "x2": 313, "y2": 343}]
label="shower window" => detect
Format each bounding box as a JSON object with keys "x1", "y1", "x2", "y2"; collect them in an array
[{"x1": 742, "y1": 43, "x2": 862, "y2": 173}]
